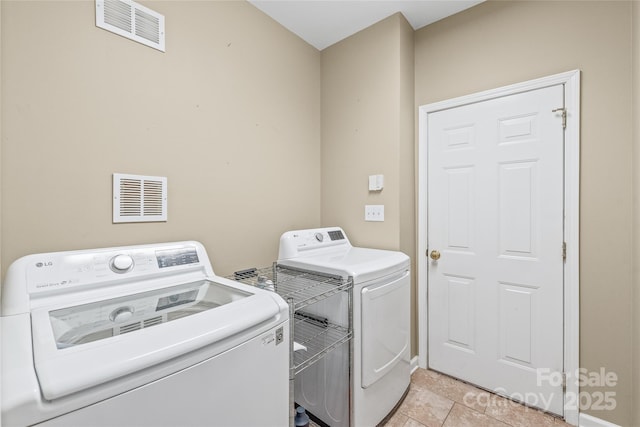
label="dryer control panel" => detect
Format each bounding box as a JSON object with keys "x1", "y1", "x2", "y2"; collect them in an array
[{"x1": 278, "y1": 227, "x2": 351, "y2": 259}]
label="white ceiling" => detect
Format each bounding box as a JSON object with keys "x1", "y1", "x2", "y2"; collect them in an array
[{"x1": 248, "y1": 0, "x2": 484, "y2": 50}]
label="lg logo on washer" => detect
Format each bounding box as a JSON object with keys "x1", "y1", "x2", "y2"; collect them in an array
[{"x1": 35, "y1": 261, "x2": 53, "y2": 268}]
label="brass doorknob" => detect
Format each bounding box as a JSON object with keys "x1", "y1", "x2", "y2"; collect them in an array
[{"x1": 430, "y1": 250, "x2": 441, "y2": 261}]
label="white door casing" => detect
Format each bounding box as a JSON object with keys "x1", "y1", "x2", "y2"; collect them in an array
[{"x1": 417, "y1": 71, "x2": 580, "y2": 425}]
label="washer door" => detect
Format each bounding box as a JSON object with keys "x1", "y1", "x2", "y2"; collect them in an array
[{"x1": 361, "y1": 270, "x2": 410, "y2": 388}]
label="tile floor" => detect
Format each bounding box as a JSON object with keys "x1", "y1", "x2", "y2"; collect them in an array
[{"x1": 381, "y1": 368, "x2": 573, "y2": 427}]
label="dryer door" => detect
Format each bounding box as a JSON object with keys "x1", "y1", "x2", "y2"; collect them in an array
[{"x1": 361, "y1": 269, "x2": 410, "y2": 388}]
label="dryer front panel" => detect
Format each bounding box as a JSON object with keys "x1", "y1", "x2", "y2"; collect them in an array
[{"x1": 360, "y1": 270, "x2": 410, "y2": 388}]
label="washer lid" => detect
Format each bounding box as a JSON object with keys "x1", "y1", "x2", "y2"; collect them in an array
[
  {"x1": 47, "y1": 279, "x2": 250, "y2": 349},
  {"x1": 278, "y1": 246, "x2": 409, "y2": 283},
  {"x1": 31, "y1": 279, "x2": 284, "y2": 400}
]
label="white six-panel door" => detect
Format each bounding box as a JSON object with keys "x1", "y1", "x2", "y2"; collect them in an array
[{"x1": 427, "y1": 84, "x2": 565, "y2": 415}]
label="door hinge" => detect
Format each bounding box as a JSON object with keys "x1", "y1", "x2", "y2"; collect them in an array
[
  {"x1": 562, "y1": 372, "x2": 567, "y2": 392},
  {"x1": 552, "y1": 107, "x2": 566, "y2": 129},
  {"x1": 562, "y1": 242, "x2": 567, "y2": 262}
]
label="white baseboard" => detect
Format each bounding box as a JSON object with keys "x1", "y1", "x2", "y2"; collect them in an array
[
  {"x1": 410, "y1": 355, "x2": 419, "y2": 374},
  {"x1": 579, "y1": 413, "x2": 621, "y2": 427}
]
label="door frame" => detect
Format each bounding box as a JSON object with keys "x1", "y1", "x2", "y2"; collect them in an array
[{"x1": 417, "y1": 70, "x2": 580, "y2": 425}]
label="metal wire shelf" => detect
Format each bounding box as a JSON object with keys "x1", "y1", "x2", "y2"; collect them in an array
[
  {"x1": 229, "y1": 264, "x2": 352, "y2": 311},
  {"x1": 229, "y1": 263, "x2": 353, "y2": 427},
  {"x1": 292, "y1": 314, "x2": 352, "y2": 375}
]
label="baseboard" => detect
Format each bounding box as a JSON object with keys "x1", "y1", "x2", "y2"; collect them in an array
[
  {"x1": 410, "y1": 355, "x2": 419, "y2": 374},
  {"x1": 579, "y1": 413, "x2": 621, "y2": 427}
]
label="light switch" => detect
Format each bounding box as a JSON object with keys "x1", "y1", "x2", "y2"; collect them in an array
[
  {"x1": 365, "y1": 205, "x2": 384, "y2": 222},
  {"x1": 368, "y1": 174, "x2": 384, "y2": 191}
]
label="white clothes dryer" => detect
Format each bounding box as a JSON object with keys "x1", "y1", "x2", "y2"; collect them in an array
[
  {"x1": 1, "y1": 241, "x2": 289, "y2": 427},
  {"x1": 278, "y1": 227, "x2": 411, "y2": 427}
]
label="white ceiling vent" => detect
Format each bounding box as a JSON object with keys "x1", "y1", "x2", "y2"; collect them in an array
[
  {"x1": 113, "y1": 173, "x2": 167, "y2": 223},
  {"x1": 96, "y1": 0, "x2": 165, "y2": 52}
]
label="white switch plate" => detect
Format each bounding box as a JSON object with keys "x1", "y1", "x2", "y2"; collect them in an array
[{"x1": 365, "y1": 205, "x2": 384, "y2": 222}]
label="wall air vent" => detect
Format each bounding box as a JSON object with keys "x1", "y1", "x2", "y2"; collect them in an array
[
  {"x1": 96, "y1": 0, "x2": 165, "y2": 52},
  {"x1": 113, "y1": 173, "x2": 167, "y2": 223}
]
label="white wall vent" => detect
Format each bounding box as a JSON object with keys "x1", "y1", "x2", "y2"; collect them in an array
[
  {"x1": 96, "y1": 0, "x2": 165, "y2": 52},
  {"x1": 113, "y1": 173, "x2": 167, "y2": 223}
]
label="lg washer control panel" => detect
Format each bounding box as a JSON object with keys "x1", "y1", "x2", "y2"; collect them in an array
[{"x1": 26, "y1": 244, "x2": 204, "y2": 295}]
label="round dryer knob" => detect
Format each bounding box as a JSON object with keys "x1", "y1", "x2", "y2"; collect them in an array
[{"x1": 110, "y1": 254, "x2": 134, "y2": 273}]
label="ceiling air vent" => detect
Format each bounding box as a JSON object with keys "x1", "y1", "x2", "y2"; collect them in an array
[
  {"x1": 113, "y1": 173, "x2": 167, "y2": 223},
  {"x1": 96, "y1": 0, "x2": 165, "y2": 52}
]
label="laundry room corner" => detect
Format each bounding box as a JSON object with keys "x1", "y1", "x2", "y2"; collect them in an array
[{"x1": 320, "y1": 12, "x2": 417, "y2": 356}]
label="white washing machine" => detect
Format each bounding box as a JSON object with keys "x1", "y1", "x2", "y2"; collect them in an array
[
  {"x1": 1, "y1": 241, "x2": 289, "y2": 427},
  {"x1": 278, "y1": 227, "x2": 411, "y2": 427}
]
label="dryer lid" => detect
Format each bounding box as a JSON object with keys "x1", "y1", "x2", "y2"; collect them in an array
[{"x1": 279, "y1": 247, "x2": 409, "y2": 283}]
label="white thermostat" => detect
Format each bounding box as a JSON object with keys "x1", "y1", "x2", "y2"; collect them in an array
[{"x1": 368, "y1": 174, "x2": 384, "y2": 191}]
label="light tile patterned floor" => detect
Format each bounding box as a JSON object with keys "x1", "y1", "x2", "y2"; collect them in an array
[{"x1": 382, "y1": 368, "x2": 573, "y2": 427}]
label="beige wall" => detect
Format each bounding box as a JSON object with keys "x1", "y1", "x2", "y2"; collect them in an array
[
  {"x1": 415, "y1": 1, "x2": 633, "y2": 424},
  {"x1": 398, "y1": 13, "x2": 417, "y2": 360},
  {"x1": 321, "y1": 13, "x2": 408, "y2": 248},
  {"x1": 1, "y1": 0, "x2": 321, "y2": 277},
  {"x1": 320, "y1": 12, "x2": 417, "y2": 352},
  {"x1": 633, "y1": 3, "x2": 640, "y2": 426}
]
